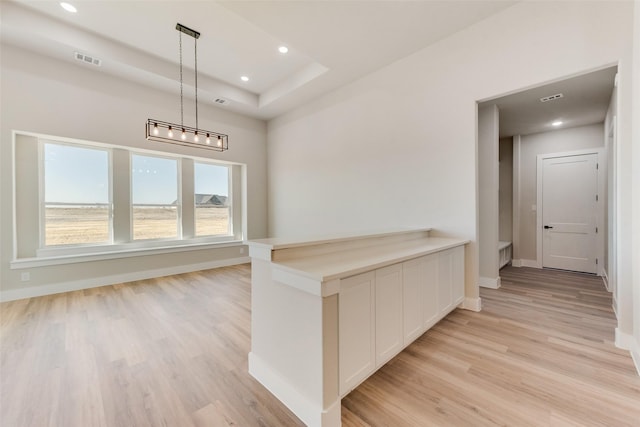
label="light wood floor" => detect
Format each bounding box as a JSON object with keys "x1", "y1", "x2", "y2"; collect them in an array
[
  {"x1": 2, "y1": 265, "x2": 639, "y2": 426},
  {"x1": 343, "y1": 266, "x2": 640, "y2": 427}
]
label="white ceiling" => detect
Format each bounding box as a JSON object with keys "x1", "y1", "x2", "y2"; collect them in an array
[
  {"x1": 1, "y1": 0, "x2": 515, "y2": 120},
  {"x1": 484, "y1": 66, "x2": 617, "y2": 138},
  {"x1": 1, "y1": 1, "x2": 615, "y2": 132}
]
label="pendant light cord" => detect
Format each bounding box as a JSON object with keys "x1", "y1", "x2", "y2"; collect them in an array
[
  {"x1": 179, "y1": 29, "x2": 198, "y2": 131},
  {"x1": 179, "y1": 30, "x2": 184, "y2": 128},
  {"x1": 194, "y1": 37, "x2": 199, "y2": 130}
]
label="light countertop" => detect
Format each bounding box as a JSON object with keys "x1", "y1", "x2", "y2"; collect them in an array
[
  {"x1": 247, "y1": 227, "x2": 433, "y2": 251},
  {"x1": 270, "y1": 236, "x2": 468, "y2": 282}
]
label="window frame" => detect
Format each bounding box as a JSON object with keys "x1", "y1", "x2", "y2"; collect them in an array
[
  {"x1": 193, "y1": 160, "x2": 233, "y2": 238},
  {"x1": 38, "y1": 139, "x2": 114, "y2": 250},
  {"x1": 130, "y1": 151, "x2": 182, "y2": 242}
]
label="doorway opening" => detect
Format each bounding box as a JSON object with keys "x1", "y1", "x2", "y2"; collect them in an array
[{"x1": 476, "y1": 65, "x2": 617, "y2": 297}]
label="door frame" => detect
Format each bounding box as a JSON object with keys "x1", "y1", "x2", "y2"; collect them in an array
[
  {"x1": 607, "y1": 115, "x2": 618, "y2": 309},
  {"x1": 536, "y1": 148, "x2": 605, "y2": 275}
]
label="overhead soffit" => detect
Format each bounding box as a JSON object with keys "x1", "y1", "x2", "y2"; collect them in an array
[{"x1": 3, "y1": 0, "x2": 517, "y2": 120}]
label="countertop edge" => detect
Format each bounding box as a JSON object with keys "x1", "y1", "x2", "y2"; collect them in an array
[
  {"x1": 271, "y1": 237, "x2": 469, "y2": 283},
  {"x1": 247, "y1": 227, "x2": 433, "y2": 251}
]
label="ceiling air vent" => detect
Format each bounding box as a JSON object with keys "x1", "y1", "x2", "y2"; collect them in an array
[
  {"x1": 540, "y1": 93, "x2": 564, "y2": 103},
  {"x1": 214, "y1": 98, "x2": 230, "y2": 105},
  {"x1": 74, "y1": 52, "x2": 102, "y2": 67}
]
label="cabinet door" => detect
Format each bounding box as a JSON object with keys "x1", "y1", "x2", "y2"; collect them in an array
[
  {"x1": 422, "y1": 254, "x2": 439, "y2": 328},
  {"x1": 339, "y1": 271, "x2": 375, "y2": 395},
  {"x1": 451, "y1": 246, "x2": 465, "y2": 305},
  {"x1": 402, "y1": 258, "x2": 423, "y2": 345},
  {"x1": 438, "y1": 249, "x2": 454, "y2": 315},
  {"x1": 375, "y1": 264, "x2": 403, "y2": 367}
]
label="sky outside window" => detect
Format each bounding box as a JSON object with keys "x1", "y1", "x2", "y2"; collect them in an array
[
  {"x1": 132, "y1": 155, "x2": 177, "y2": 204},
  {"x1": 44, "y1": 142, "x2": 109, "y2": 204},
  {"x1": 194, "y1": 162, "x2": 228, "y2": 196},
  {"x1": 45, "y1": 146, "x2": 226, "y2": 206}
]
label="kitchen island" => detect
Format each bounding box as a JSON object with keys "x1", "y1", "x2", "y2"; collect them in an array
[{"x1": 247, "y1": 228, "x2": 469, "y2": 427}]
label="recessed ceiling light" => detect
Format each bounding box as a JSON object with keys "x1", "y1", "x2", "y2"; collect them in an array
[
  {"x1": 552, "y1": 121, "x2": 563, "y2": 126},
  {"x1": 278, "y1": 46, "x2": 289, "y2": 54},
  {"x1": 60, "y1": 2, "x2": 77, "y2": 13},
  {"x1": 240, "y1": 76, "x2": 249, "y2": 82}
]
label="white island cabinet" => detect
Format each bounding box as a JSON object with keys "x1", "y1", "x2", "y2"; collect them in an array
[{"x1": 247, "y1": 229, "x2": 468, "y2": 427}]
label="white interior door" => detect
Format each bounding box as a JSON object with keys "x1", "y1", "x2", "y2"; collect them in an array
[{"x1": 542, "y1": 153, "x2": 598, "y2": 274}]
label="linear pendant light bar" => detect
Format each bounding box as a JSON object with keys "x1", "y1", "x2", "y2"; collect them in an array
[
  {"x1": 145, "y1": 119, "x2": 228, "y2": 150},
  {"x1": 146, "y1": 23, "x2": 229, "y2": 152}
]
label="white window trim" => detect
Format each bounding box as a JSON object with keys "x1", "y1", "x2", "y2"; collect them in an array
[{"x1": 11, "y1": 238, "x2": 244, "y2": 269}]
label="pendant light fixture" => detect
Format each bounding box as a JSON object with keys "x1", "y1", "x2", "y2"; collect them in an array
[{"x1": 146, "y1": 23, "x2": 228, "y2": 152}]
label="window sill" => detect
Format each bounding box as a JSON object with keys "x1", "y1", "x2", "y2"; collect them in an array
[{"x1": 10, "y1": 239, "x2": 245, "y2": 269}]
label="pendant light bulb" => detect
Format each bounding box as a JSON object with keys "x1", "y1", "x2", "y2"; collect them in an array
[
  {"x1": 194, "y1": 132, "x2": 199, "y2": 143},
  {"x1": 168, "y1": 126, "x2": 173, "y2": 138},
  {"x1": 181, "y1": 129, "x2": 186, "y2": 140},
  {"x1": 206, "y1": 133, "x2": 211, "y2": 145},
  {"x1": 153, "y1": 123, "x2": 159, "y2": 135},
  {"x1": 217, "y1": 136, "x2": 222, "y2": 147}
]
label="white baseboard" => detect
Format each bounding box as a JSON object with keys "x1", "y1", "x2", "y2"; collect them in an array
[
  {"x1": 615, "y1": 328, "x2": 634, "y2": 350},
  {"x1": 602, "y1": 269, "x2": 610, "y2": 291},
  {"x1": 479, "y1": 276, "x2": 501, "y2": 289},
  {"x1": 512, "y1": 259, "x2": 539, "y2": 268},
  {"x1": 631, "y1": 340, "x2": 640, "y2": 377},
  {"x1": 461, "y1": 297, "x2": 481, "y2": 312},
  {"x1": 249, "y1": 352, "x2": 340, "y2": 427},
  {"x1": 616, "y1": 329, "x2": 640, "y2": 376},
  {"x1": 0, "y1": 256, "x2": 250, "y2": 302}
]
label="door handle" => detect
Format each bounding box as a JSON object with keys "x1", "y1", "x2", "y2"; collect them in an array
[{"x1": 544, "y1": 225, "x2": 553, "y2": 229}]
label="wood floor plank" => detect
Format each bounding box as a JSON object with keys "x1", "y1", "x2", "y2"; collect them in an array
[{"x1": 2, "y1": 264, "x2": 639, "y2": 426}]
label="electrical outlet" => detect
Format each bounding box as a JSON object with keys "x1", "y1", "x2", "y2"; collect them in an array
[{"x1": 21, "y1": 272, "x2": 30, "y2": 282}]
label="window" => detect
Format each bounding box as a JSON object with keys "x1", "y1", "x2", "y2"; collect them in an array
[
  {"x1": 131, "y1": 154, "x2": 179, "y2": 240},
  {"x1": 43, "y1": 142, "x2": 111, "y2": 246},
  {"x1": 14, "y1": 133, "x2": 243, "y2": 264},
  {"x1": 194, "y1": 162, "x2": 230, "y2": 237}
]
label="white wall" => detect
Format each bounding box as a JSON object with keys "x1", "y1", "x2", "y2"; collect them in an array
[
  {"x1": 499, "y1": 137, "x2": 513, "y2": 243},
  {"x1": 514, "y1": 123, "x2": 605, "y2": 264},
  {"x1": 267, "y1": 1, "x2": 635, "y2": 309},
  {"x1": 478, "y1": 105, "x2": 500, "y2": 288},
  {"x1": 0, "y1": 45, "x2": 268, "y2": 299},
  {"x1": 631, "y1": 0, "x2": 640, "y2": 373}
]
